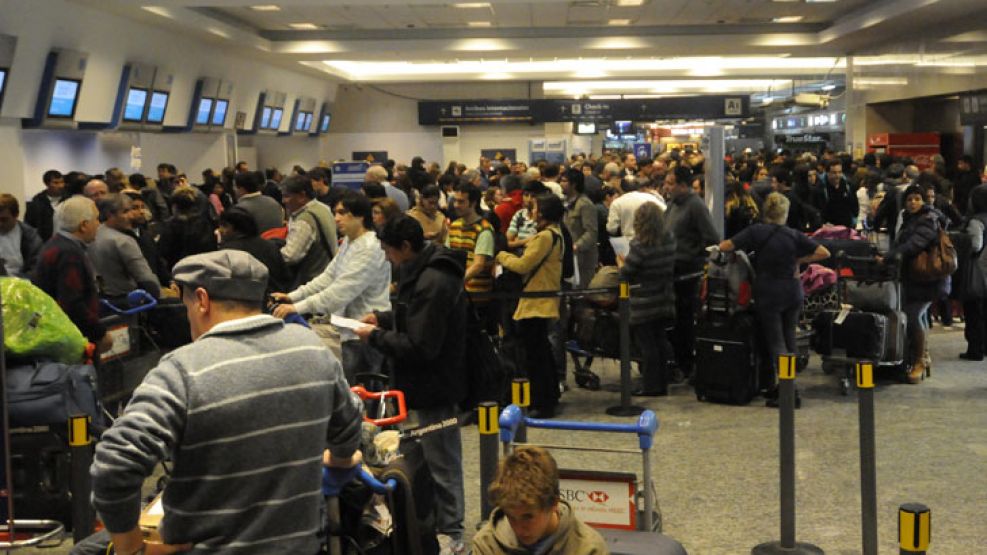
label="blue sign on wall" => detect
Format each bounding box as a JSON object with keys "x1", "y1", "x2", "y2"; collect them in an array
[{"x1": 332, "y1": 161, "x2": 370, "y2": 190}]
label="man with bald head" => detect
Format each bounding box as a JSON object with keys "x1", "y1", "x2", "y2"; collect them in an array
[{"x1": 84, "y1": 179, "x2": 110, "y2": 202}]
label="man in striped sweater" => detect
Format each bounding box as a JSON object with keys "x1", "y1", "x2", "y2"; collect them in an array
[{"x1": 89, "y1": 250, "x2": 363, "y2": 555}]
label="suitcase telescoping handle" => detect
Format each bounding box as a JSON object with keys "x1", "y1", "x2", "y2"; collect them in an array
[
  {"x1": 349, "y1": 385, "x2": 407, "y2": 427},
  {"x1": 498, "y1": 404, "x2": 658, "y2": 450},
  {"x1": 100, "y1": 290, "x2": 159, "y2": 315}
]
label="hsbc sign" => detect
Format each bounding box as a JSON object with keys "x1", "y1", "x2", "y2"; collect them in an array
[{"x1": 558, "y1": 471, "x2": 637, "y2": 530}]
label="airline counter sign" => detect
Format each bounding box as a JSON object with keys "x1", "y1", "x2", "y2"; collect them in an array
[{"x1": 558, "y1": 470, "x2": 637, "y2": 530}]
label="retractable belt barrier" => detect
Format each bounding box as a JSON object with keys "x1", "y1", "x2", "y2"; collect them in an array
[{"x1": 463, "y1": 271, "x2": 704, "y2": 301}]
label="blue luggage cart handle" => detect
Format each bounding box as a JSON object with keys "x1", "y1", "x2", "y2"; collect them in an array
[
  {"x1": 358, "y1": 467, "x2": 398, "y2": 494},
  {"x1": 499, "y1": 404, "x2": 659, "y2": 450},
  {"x1": 100, "y1": 290, "x2": 158, "y2": 315}
]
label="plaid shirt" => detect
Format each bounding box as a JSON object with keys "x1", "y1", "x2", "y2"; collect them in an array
[{"x1": 32, "y1": 232, "x2": 106, "y2": 342}]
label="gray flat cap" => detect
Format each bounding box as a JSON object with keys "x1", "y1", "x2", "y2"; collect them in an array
[{"x1": 172, "y1": 250, "x2": 269, "y2": 302}]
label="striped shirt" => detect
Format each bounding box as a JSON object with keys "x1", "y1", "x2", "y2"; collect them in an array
[{"x1": 91, "y1": 314, "x2": 363, "y2": 554}]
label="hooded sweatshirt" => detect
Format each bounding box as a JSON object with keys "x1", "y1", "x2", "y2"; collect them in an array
[{"x1": 471, "y1": 501, "x2": 607, "y2": 555}]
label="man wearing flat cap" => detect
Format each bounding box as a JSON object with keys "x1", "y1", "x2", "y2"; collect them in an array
[{"x1": 87, "y1": 250, "x2": 364, "y2": 555}]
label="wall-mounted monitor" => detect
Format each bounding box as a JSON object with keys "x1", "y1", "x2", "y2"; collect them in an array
[
  {"x1": 320, "y1": 113, "x2": 331, "y2": 133},
  {"x1": 123, "y1": 87, "x2": 148, "y2": 122},
  {"x1": 0, "y1": 68, "x2": 7, "y2": 108},
  {"x1": 295, "y1": 110, "x2": 309, "y2": 131},
  {"x1": 303, "y1": 112, "x2": 312, "y2": 131},
  {"x1": 576, "y1": 122, "x2": 597, "y2": 135},
  {"x1": 195, "y1": 97, "x2": 213, "y2": 125},
  {"x1": 260, "y1": 106, "x2": 272, "y2": 129},
  {"x1": 146, "y1": 91, "x2": 168, "y2": 123},
  {"x1": 212, "y1": 99, "x2": 228, "y2": 126},
  {"x1": 613, "y1": 120, "x2": 632, "y2": 134},
  {"x1": 271, "y1": 107, "x2": 283, "y2": 129},
  {"x1": 48, "y1": 78, "x2": 81, "y2": 118}
]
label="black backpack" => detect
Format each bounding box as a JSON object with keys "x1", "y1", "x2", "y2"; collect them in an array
[{"x1": 559, "y1": 225, "x2": 575, "y2": 280}]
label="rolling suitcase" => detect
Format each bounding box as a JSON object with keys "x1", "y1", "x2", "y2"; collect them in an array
[
  {"x1": 812, "y1": 310, "x2": 888, "y2": 360},
  {"x1": 883, "y1": 310, "x2": 907, "y2": 363},
  {"x1": 695, "y1": 312, "x2": 758, "y2": 405},
  {"x1": 8, "y1": 428, "x2": 73, "y2": 530}
]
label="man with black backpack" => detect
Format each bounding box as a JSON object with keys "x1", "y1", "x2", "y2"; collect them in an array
[{"x1": 355, "y1": 216, "x2": 468, "y2": 555}]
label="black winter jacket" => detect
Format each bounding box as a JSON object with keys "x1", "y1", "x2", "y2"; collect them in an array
[
  {"x1": 369, "y1": 243, "x2": 467, "y2": 410},
  {"x1": 619, "y1": 234, "x2": 676, "y2": 325},
  {"x1": 886, "y1": 204, "x2": 943, "y2": 301}
]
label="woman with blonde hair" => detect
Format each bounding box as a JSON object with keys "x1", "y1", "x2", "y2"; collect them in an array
[
  {"x1": 618, "y1": 202, "x2": 676, "y2": 395},
  {"x1": 719, "y1": 192, "x2": 829, "y2": 404}
]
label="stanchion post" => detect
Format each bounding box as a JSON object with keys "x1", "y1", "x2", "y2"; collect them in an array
[
  {"x1": 511, "y1": 379, "x2": 530, "y2": 444},
  {"x1": 899, "y1": 503, "x2": 930, "y2": 555},
  {"x1": 477, "y1": 402, "x2": 500, "y2": 522},
  {"x1": 607, "y1": 281, "x2": 644, "y2": 417},
  {"x1": 68, "y1": 414, "x2": 94, "y2": 542},
  {"x1": 752, "y1": 355, "x2": 823, "y2": 555},
  {"x1": 857, "y1": 361, "x2": 878, "y2": 555}
]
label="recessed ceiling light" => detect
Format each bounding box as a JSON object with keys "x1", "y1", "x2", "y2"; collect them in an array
[
  {"x1": 609, "y1": 19, "x2": 632, "y2": 25},
  {"x1": 772, "y1": 16, "x2": 803, "y2": 23},
  {"x1": 616, "y1": 0, "x2": 645, "y2": 6},
  {"x1": 454, "y1": 2, "x2": 491, "y2": 7},
  {"x1": 467, "y1": 21, "x2": 492, "y2": 27},
  {"x1": 250, "y1": 5, "x2": 281, "y2": 11},
  {"x1": 289, "y1": 23, "x2": 320, "y2": 30}
]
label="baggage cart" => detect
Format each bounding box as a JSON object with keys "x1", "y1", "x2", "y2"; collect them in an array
[
  {"x1": 812, "y1": 253, "x2": 907, "y2": 394},
  {"x1": 498, "y1": 405, "x2": 687, "y2": 554}
]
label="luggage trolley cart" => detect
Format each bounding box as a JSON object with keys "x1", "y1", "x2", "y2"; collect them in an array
[
  {"x1": 98, "y1": 290, "x2": 163, "y2": 412},
  {"x1": 498, "y1": 405, "x2": 687, "y2": 554},
  {"x1": 326, "y1": 385, "x2": 443, "y2": 555},
  {"x1": 813, "y1": 253, "x2": 907, "y2": 395}
]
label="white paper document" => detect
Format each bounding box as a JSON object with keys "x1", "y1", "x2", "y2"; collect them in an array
[
  {"x1": 609, "y1": 237, "x2": 630, "y2": 259},
  {"x1": 330, "y1": 314, "x2": 367, "y2": 331}
]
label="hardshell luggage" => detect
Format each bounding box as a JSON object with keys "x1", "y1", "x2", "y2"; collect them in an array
[
  {"x1": 812, "y1": 310, "x2": 888, "y2": 361},
  {"x1": 883, "y1": 310, "x2": 907, "y2": 363},
  {"x1": 695, "y1": 312, "x2": 758, "y2": 405},
  {"x1": 602, "y1": 529, "x2": 688, "y2": 555}
]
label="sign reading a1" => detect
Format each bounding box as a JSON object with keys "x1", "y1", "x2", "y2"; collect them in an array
[{"x1": 724, "y1": 97, "x2": 743, "y2": 116}]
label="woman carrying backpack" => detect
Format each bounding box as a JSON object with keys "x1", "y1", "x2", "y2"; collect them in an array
[
  {"x1": 495, "y1": 194, "x2": 565, "y2": 418},
  {"x1": 877, "y1": 185, "x2": 946, "y2": 383}
]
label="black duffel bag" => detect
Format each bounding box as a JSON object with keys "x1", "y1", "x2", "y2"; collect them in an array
[{"x1": 7, "y1": 362, "x2": 102, "y2": 428}]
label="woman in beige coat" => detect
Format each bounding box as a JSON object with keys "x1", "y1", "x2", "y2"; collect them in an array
[{"x1": 496, "y1": 194, "x2": 564, "y2": 418}]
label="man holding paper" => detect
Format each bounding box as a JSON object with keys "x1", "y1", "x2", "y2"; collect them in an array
[{"x1": 271, "y1": 191, "x2": 391, "y2": 381}]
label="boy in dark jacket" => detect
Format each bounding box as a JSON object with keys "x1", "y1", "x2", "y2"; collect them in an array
[{"x1": 355, "y1": 215, "x2": 468, "y2": 553}]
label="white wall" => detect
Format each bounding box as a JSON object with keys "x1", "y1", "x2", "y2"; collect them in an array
[{"x1": 0, "y1": 0, "x2": 336, "y2": 204}]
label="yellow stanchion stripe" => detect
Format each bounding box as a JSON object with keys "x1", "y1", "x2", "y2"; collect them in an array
[
  {"x1": 778, "y1": 355, "x2": 795, "y2": 380},
  {"x1": 899, "y1": 507, "x2": 931, "y2": 551},
  {"x1": 619, "y1": 282, "x2": 630, "y2": 299},
  {"x1": 68, "y1": 415, "x2": 91, "y2": 446},
  {"x1": 857, "y1": 362, "x2": 874, "y2": 389},
  {"x1": 478, "y1": 405, "x2": 499, "y2": 435}
]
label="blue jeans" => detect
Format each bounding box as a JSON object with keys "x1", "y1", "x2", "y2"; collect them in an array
[{"x1": 412, "y1": 404, "x2": 465, "y2": 540}]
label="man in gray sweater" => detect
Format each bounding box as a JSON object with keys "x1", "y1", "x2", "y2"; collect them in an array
[{"x1": 89, "y1": 250, "x2": 363, "y2": 555}]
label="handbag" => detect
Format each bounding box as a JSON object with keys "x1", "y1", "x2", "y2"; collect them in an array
[
  {"x1": 911, "y1": 226, "x2": 958, "y2": 282},
  {"x1": 7, "y1": 362, "x2": 102, "y2": 427}
]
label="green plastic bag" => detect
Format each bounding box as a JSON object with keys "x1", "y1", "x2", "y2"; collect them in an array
[{"x1": 2, "y1": 277, "x2": 87, "y2": 364}]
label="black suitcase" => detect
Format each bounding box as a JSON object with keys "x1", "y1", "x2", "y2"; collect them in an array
[
  {"x1": 812, "y1": 310, "x2": 888, "y2": 360},
  {"x1": 695, "y1": 312, "x2": 759, "y2": 405},
  {"x1": 7, "y1": 428, "x2": 73, "y2": 530}
]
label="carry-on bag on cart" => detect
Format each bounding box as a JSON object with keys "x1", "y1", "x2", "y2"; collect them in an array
[
  {"x1": 811, "y1": 310, "x2": 888, "y2": 360},
  {"x1": 845, "y1": 280, "x2": 900, "y2": 313},
  {"x1": 694, "y1": 312, "x2": 759, "y2": 405},
  {"x1": 814, "y1": 239, "x2": 877, "y2": 270},
  {"x1": 1, "y1": 277, "x2": 87, "y2": 364},
  {"x1": 6, "y1": 361, "x2": 101, "y2": 428},
  {"x1": 883, "y1": 310, "x2": 908, "y2": 363}
]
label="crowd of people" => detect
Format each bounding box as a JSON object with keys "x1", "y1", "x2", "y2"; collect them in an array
[{"x1": 2, "y1": 144, "x2": 986, "y2": 554}]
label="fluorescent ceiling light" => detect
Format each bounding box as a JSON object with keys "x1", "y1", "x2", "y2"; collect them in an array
[
  {"x1": 250, "y1": 5, "x2": 281, "y2": 11},
  {"x1": 573, "y1": 69, "x2": 608, "y2": 78},
  {"x1": 467, "y1": 21, "x2": 492, "y2": 27},
  {"x1": 854, "y1": 77, "x2": 908, "y2": 86},
  {"x1": 141, "y1": 6, "x2": 174, "y2": 19},
  {"x1": 821, "y1": 84, "x2": 836, "y2": 91},
  {"x1": 289, "y1": 23, "x2": 320, "y2": 30},
  {"x1": 805, "y1": 0, "x2": 838, "y2": 2},
  {"x1": 322, "y1": 57, "x2": 840, "y2": 81},
  {"x1": 481, "y1": 72, "x2": 513, "y2": 80},
  {"x1": 616, "y1": 0, "x2": 645, "y2": 6},
  {"x1": 609, "y1": 19, "x2": 632, "y2": 25},
  {"x1": 772, "y1": 16, "x2": 803, "y2": 23},
  {"x1": 206, "y1": 27, "x2": 231, "y2": 39},
  {"x1": 453, "y1": 2, "x2": 491, "y2": 7}
]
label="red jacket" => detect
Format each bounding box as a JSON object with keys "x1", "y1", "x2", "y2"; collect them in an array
[{"x1": 494, "y1": 190, "x2": 524, "y2": 234}]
